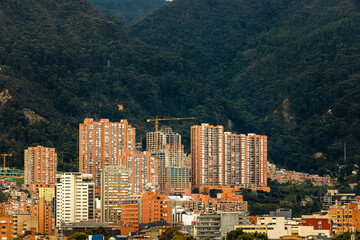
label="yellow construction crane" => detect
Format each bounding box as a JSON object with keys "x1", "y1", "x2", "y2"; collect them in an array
[
  {"x1": 146, "y1": 116, "x2": 196, "y2": 160},
  {"x1": 0, "y1": 153, "x2": 12, "y2": 177}
]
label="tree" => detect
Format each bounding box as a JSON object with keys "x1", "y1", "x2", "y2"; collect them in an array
[
  {"x1": 210, "y1": 189, "x2": 222, "y2": 198},
  {"x1": 85, "y1": 227, "x2": 110, "y2": 240},
  {"x1": 67, "y1": 232, "x2": 88, "y2": 240},
  {"x1": 172, "y1": 236, "x2": 187, "y2": 240},
  {"x1": 159, "y1": 228, "x2": 183, "y2": 240},
  {"x1": 226, "y1": 229, "x2": 269, "y2": 240},
  {"x1": 226, "y1": 229, "x2": 244, "y2": 240},
  {"x1": 0, "y1": 191, "x2": 9, "y2": 203},
  {"x1": 191, "y1": 188, "x2": 199, "y2": 194}
]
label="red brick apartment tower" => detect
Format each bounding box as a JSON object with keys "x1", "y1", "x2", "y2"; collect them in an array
[
  {"x1": 247, "y1": 134, "x2": 267, "y2": 188},
  {"x1": 32, "y1": 198, "x2": 53, "y2": 235},
  {"x1": 191, "y1": 124, "x2": 224, "y2": 188},
  {"x1": 24, "y1": 146, "x2": 57, "y2": 188},
  {"x1": 147, "y1": 127, "x2": 185, "y2": 195},
  {"x1": 79, "y1": 118, "x2": 135, "y2": 188},
  {"x1": 191, "y1": 124, "x2": 268, "y2": 190},
  {"x1": 223, "y1": 132, "x2": 248, "y2": 186}
]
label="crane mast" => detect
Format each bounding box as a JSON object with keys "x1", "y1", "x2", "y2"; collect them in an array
[{"x1": 0, "y1": 153, "x2": 12, "y2": 178}]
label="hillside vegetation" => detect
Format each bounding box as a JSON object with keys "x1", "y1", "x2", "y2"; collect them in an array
[
  {"x1": 0, "y1": 0, "x2": 360, "y2": 185},
  {"x1": 0, "y1": 0, "x2": 205, "y2": 169},
  {"x1": 130, "y1": 0, "x2": 360, "y2": 183}
]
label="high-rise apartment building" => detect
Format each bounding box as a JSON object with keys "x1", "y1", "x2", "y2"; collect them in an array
[
  {"x1": 191, "y1": 124, "x2": 267, "y2": 190},
  {"x1": 247, "y1": 133, "x2": 267, "y2": 188},
  {"x1": 55, "y1": 173, "x2": 95, "y2": 226},
  {"x1": 32, "y1": 198, "x2": 53, "y2": 235},
  {"x1": 147, "y1": 127, "x2": 189, "y2": 195},
  {"x1": 164, "y1": 144, "x2": 184, "y2": 167},
  {"x1": 79, "y1": 118, "x2": 135, "y2": 188},
  {"x1": 24, "y1": 146, "x2": 57, "y2": 189},
  {"x1": 124, "y1": 151, "x2": 157, "y2": 194},
  {"x1": 156, "y1": 151, "x2": 167, "y2": 194},
  {"x1": 146, "y1": 126, "x2": 181, "y2": 154},
  {"x1": 166, "y1": 167, "x2": 191, "y2": 195},
  {"x1": 101, "y1": 165, "x2": 130, "y2": 224},
  {"x1": 223, "y1": 132, "x2": 247, "y2": 186},
  {"x1": 191, "y1": 124, "x2": 224, "y2": 188}
]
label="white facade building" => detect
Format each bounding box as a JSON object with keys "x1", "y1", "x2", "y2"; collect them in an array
[{"x1": 55, "y1": 173, "x2": 95, "y2": 226}]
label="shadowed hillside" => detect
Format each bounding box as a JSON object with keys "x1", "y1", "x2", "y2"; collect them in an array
[
  {"x1": 0, "y1": 0, "x2": 205, "y2": 169},
  {"x1": 130, "y1": 0, "x2": 360, "y2": 183},
  {"x1": 1, "y1": 0, "x2": 360, "y2": 185}
]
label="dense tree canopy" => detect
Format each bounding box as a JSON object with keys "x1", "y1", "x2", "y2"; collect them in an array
[
  {"x1": 159, "y1": 228, "x2": 194, "y2": 240},
  {"x1": 0, "y1": 0, "x2": 203, "y2": 169},
  {"x1": 226, "y1": 229, "x2": 269, "y2": 240},
  {"x1": 332, "y1": 232, "x2": 360, "y2": 240},
  {"x1": 129, "y1": 0, "x2": 360, "y2": 183},
  {"x1": 242, "y1": 180, "x2": 328, "y2": 217},
  {"x1": 67, "y1": 227, "x2": 110, "y2": 240}
]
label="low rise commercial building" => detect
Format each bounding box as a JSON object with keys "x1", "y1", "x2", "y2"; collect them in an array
[
  {"x1": 322, "y1": 190, "x2": 357, "y2": 210},
  {"x1": 121, "y1": 193, "x2": 172, "y2": 233},
  {"x1": 59, "y1": 222, "x2": 120, "y2": 237},
  {"x1": 235, "y1": 216, "x2": 287, "y2": 240},
  {"x1": 328, "y1": 202, "x2": 360, "y2": 235},
  {"x1": 270, "y1": 209, "x2": 292, "y2": 219},
  {"x1": 236, "y1": 215, "x2": 331, "y2": 239},
  {"x1": 197, "y1": 214, "x2": 221, "y2": 240},
  {"x1": 12, "y1": 213, "x2": 38, "y2": 237}
]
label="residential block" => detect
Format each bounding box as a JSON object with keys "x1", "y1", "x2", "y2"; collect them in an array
[
  {"x1": 55, "y1": 173, "x2": 95, "y2": 226},
  {"x1": 24, "y1": 146, "x2": 57, "y2": 190},
  {"x1": 79, "y1": 118, "x2": 135, "y2": 188},
  {"x1": 191, "y1": 123, "x2": 268, "y2": 190}
]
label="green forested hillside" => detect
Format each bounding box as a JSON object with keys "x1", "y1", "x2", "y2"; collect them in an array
[
  {"x1": 88, "y1": 0, "x2": 167, "y2": 25},
  {"x1": 0, "y1": 0, "x2": 206, "y2": 169},
  {"x1": 1, "y1": 0, "x2": 360, "y2": 185},
  {"x1": 130, "y1": 0, "x2": 360, "y2": 182}
]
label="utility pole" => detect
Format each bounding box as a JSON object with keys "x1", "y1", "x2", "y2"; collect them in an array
[{"x1": 0, "y1": 153, "x2": 12, "y2": 178}]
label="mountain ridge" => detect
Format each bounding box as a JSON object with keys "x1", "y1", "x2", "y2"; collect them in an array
[
  {"x1": 0, "y1": 0, "x2": 359, "y2": 185},
  {"x1": 0, "y1": 0, "x2": 204, "y2": 169},
  {"x1": 129, "y1": 0, "x2": 360, "y2": 182}
]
